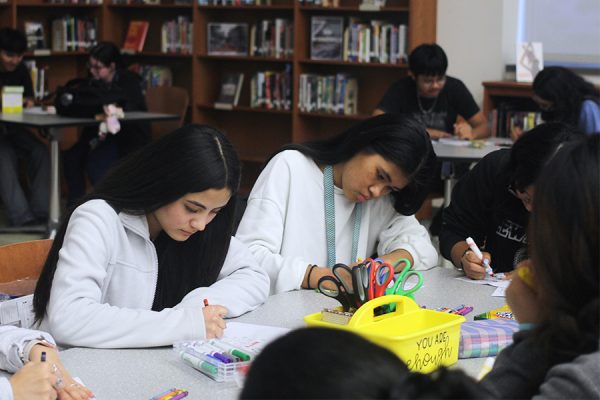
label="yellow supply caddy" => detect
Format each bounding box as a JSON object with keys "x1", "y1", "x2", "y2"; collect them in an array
[{"x1": 304, "y1": 295, "x2": 465, "y2": 373}]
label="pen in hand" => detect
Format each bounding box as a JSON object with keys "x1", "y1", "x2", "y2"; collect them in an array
[
  {"x1": 466, "y1": 237, "x2": 493, "y2": 277},
  {"x1": 41, "y1": 351, "x2": 46, "y2": 362}
]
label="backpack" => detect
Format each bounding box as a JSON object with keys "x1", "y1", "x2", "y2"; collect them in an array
[{"x1": 54, "y1": 78, "x2": 128, "y2": 118}]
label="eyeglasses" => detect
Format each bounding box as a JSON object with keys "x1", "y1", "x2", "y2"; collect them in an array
[
  {"x1": 87, "y1": 62, "x2": 107, "y2": 71},
  {"x1": 419, "y1": 75, "x2": 446, "y2": 87}
]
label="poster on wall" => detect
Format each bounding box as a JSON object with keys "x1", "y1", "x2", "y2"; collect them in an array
[{"x1": 516, "y1": 42, "x2": 544, "y2": 82}]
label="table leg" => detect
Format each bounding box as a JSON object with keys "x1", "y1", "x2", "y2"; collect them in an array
[{"x1": 47, "y1": 128, "x2": 63, "y2": 239}]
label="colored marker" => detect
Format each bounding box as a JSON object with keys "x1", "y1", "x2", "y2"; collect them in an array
[
  {"x1": 158, "y1": 390, "x2": 181, "y2": 400},
  {"x1": 40, "y1": 351, "x2": 46, "y2": 362},
  {"x1": 168, "y1": 391, "x2": 189, "y2": 400},
  {"x1": 180, "y1": 351, "x2": 218, "y2": 376},
  {"x1": 150, "y1": 388, "x2": 177, "y2": 400},
  {"x1": 466, "y1": 237, "x2": 493, "y2": 277},
  {"x1": 209, "y1": 339, "x2": 251, "y2": 361},
  {"x1": 203, "y1": 298, "x2": 209, "y2": 307}
]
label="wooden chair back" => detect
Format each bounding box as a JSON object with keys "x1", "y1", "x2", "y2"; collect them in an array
[
  {"x1": 145, "y1": 86, "x2": 190, "y2": 140},
  {"x1": 0, "y1": 240, "x2": 52, "y2": 292}
]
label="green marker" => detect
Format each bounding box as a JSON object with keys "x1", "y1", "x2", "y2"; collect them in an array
[{"x1": 231, "y1": 349, "x2": 250, "y2": 361}]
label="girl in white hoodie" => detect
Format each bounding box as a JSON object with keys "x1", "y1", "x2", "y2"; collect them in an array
[{"x1": 32, "y1": 124, "x2": 269, "y2": 348}]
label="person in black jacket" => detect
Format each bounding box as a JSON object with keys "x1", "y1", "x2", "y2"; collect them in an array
[
  {"x1": 62, "y1": 41, "x2": 150, "y2": 206},
  {"x1": 439, "y1": 122, "x2": 578, "y2": 279},
  {"x1": 0, "y1": 28, "x2": 49, "y2": 227}
]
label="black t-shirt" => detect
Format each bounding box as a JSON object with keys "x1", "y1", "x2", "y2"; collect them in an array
[
  {"x1": 0, "y1": 63, "x2": 34, "y2": 98},
  {"x1": 439, "y1": 149, "x2": 529, "y2": 273},
  {"x1": 376, "y1": 76, "x2": 480, "y2": 134}
]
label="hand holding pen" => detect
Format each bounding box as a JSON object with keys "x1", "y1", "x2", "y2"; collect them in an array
[
  {"x1": 462, "y1": 237, "x2": 493, "y2": 280},
  {"x1": 202, "y1": 298, "x2": 228, "y2": 339}
]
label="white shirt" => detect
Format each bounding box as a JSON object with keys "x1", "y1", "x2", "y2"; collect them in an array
[
  {"x1": 40, "y1": 199, "x2": 269, "y2": 348},
  {"x1": 236, "y1": 150, "x2": 438, "y2": 294}
]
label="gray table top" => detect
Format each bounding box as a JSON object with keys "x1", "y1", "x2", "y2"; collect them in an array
[
  {"x1": 52, "y1": 267, "x2": 505, "y2": 400},
  {"x1": 432, "y1": 138, "x2": 512, "y2": 162},
  {"x1": 0, "y1": 111, "x2": 178, "y2": 129}
]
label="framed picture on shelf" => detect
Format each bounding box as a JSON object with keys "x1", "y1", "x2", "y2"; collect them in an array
[
  {"x1": 310, "y1": 16, "x2": 344, "y2": 61},
  {"x1": 208, "y1": 23, "x2": 249, "y2": 56},
  {"x1": 24, "y1": 21, "x2": 47, "y2": 51}
]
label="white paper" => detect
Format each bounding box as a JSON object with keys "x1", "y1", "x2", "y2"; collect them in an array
[
  {"x1": 492, "y1": 286, "x2": 507, "y2": 297},
  {"x1": 223, "y1": 322, "x2": 290, "y2": 353}
]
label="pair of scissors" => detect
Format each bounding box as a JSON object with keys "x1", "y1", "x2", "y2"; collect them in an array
[
  {"x1": 385, "y1": 258, "x2": 423, "y2": 299},
  {"x1": 368, "y1": 258, "x2": 394, "y2": 299},
  {"x1": 318, "y1": 263, "x2": 356, "y2": 311}
]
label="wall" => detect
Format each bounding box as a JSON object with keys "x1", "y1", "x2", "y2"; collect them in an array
[{"x1": 437, "y1": 0, "x2": 506, "y2": 107}]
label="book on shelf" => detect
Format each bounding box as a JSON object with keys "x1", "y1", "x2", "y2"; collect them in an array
[
  {"x1": 342, "y1": 19, "x2": 406, "y2": 64},
  {"x1": 298, "y1": 73, "x2": 358, "y2": 115},
  {"x1": 129, "y1": 63, "x2": 173, "y2": 89},
  {"x1": 161, "y1": 16, "x2": 193, "y2": 54},
  {"x1": 24, "y1": 60, "x2": 48, "y2": 101},
  {"x1": 250, "y1": 65, "x2": 291, "y2": 111},
  {"x1": 214, "y1": 72, "x2": 244, "y2": 110},
  {"x1": 310, "y1": 16, "x2": 344, "y2": 61},
  {"x1": 207, "y1": 23, "x2": 249, "y2": 56},
  {"x1": 51, "y1": 16, "x2": 97, "y2": 52},
  {"x1": 516, "y1": 42, "x2": 543, "y2": 83},
  {"x1": 122, "y1": 21, "x2": 149, "y2": 53},
  {"x1": 24, "y1": 22, "x2": 48, "y2": 52},
  {"x1": 250, "y1": 19, "x2": 293, "y2": 58}
]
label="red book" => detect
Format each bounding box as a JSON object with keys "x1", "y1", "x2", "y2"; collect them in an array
[{"x1": 123, "y1": 21, "x2": 149, "y2": 53}]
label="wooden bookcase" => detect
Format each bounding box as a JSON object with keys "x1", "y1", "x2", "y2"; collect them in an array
[
  {"x1": 482, "y1": 81, "x2": 535, "y2": 117},
  {"x1": 3, "y1": 0, "x2": 436, "y2": 190}
]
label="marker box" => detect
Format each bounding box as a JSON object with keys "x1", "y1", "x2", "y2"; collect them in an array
[{"x1": 174, "y1": 339, "x2": 255, "y2": 383}]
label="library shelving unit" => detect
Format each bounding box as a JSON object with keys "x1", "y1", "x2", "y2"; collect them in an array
[
  {"x1": 482, "y1": 81, "x2": 539, "y2": 137},
  {"x1": 192, "y1": 0, "x2": 436, "y2": 191},
  {"x1": 3, "y1": 0, "x2": 436, "y2": 191}
]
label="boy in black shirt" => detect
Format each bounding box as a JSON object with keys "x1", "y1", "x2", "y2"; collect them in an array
[
  {"x1": 439, "y1": 122, "x2": 577, "y2": 279},
  {"x1": 0, "y1": 28, "x2": 49, "y2": 227},
  {"x1": 374, "y1": 43, "x2": 489, "y2": 140}
]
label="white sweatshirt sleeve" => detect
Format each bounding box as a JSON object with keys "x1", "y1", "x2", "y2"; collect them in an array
[
  {"x1": 236, "y1": 153, "x2": 315, "y2": 294},
  {"x1": 174, "y1": 237, "x2": 270, "y2": 317},
  {"x1": 0, "y1": 378, "x2": 13, "y2": 400},
  {"x1": 376, "y1": 213, "x2": 439, "y2": 270},
  {"x1": 45, "y1": 204, "x2": 205, "y2": 348},
  {"x1": 0, "y1": 326, "x2": 55, "y2": 373}
]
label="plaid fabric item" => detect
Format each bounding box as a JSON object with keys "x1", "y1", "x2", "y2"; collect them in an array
[{"x1": 459, "y1": 319, "x2": 520, "y2": 359}]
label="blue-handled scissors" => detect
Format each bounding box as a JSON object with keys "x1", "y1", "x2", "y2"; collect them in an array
[
  {"x1": 385, "y1": 258, "x2": 423, "y2": 299},
  {"x1": 368, "y1": 258, "x2": 394, "y2": 299}
]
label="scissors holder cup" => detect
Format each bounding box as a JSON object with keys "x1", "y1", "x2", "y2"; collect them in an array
[{"x1": 304, "y1": 295, "x2": 465, "y2": 373}]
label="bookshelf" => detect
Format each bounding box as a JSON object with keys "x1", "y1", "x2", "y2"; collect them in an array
[
  {"x1": 3, "y1": 0, "x2": 436, "y2": 191},
  {"x1": 482, "y1": 81, "x2": 540, "y2": 138}
]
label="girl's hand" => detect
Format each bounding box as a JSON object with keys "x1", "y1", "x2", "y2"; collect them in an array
[
  {"x1": 454, "y1": 122, "x2": 474, "y2": 139},
  {"x1": 462, "y1": 251, "x2": 492, "y2": 280},
  {"x1": 506, "y1": 262, "x2": 541, "y2": 324},
  {"x1": 203, "y1": 305, "x2": 228, "y2": 339},
  {"x1": 29, "y1": 345, "x2": 94, "y2": 400},
  {"x1": 10, "y1": 361, "x2": 57, "y2": 400}
]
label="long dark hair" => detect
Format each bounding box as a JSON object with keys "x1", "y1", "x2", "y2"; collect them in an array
[
  {"x1": 34, "y1": 124, "x2": 241, "y2": 321},
  {"x1": 277, "y1": 114, "x2": 436, "y2": 215},
  {"x1": 533, "y1": 66, "x2": 600, "y2": 128},
  {"x1": 508, "y1": 121, "x2": 579, "y2": 192},
  {"x1": 528, "y1": 134, "x2": 599, "y2": 364}
]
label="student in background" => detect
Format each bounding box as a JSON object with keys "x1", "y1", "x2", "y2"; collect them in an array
[
  {"x1": 531, "y1": 66, "x2": 600, "y2": 135},
  {"x1": 240, "y1": 328, "x2": 483, "y2": 399},
  {"x1": 373, "y1": 43, "x2": 489, "y2": 140},
  {"x1": 439, "y1": 122, "x2": 577, "y2": 279},
  {"x1": 0, "y1": 325, "x2": 93, "y2": 400},
  {"x1": 0, "y1": 27, "x2": 49, "y2": 227},
  {"x1": 33, "y1": 125, "x2": 269, "y2": 348},
  {"x1": 480, "y1": 135, "x2": 599, "y2": 399},
  {"x1": 236, "y1": 114, "x2": 438, "y2": 294},
  {"x1": 62, "y1": 41, "x2": 151, "y2": 206}
]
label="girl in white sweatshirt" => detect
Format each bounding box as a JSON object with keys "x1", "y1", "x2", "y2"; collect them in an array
[
  {"x1": 32, "y1": 125, "x2": 269, "y2": 348},
  {"x1": 236, "y1": 114, "x2": 438, "y2": 294}
]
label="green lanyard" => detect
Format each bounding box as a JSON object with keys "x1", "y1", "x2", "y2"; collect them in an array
[{"x1": 323, "y1": 165, "x2": 362, "y2": 267}]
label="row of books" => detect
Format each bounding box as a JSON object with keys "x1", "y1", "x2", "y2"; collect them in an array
[
  {"x1": 162, "y1": 17, "x2": 193, "y2": 54},
  {"x1": 24, "y1": 60, "x2": 49, "y2": 101},
  {"x1": 199, "y1": 0, "x2": 272, "y2": 5},
  {"x1": 490, "y1": 106, "x2": 543, "y2": 138},
  {"x1": 298, "y1": 73, "x2": 358, "y2": 115},
  {"x1": 343, "y1": 20, "x2": 407, "y2": 64},
  {"x1": 51, "y1": 16, "x2": 98, "y2": 52},
  {"x1": 46, "y1": 0, "x2": 103, "y2": 3},
  {"x1": 310, "y1": 16, "x2": 407, "y2": 64},
  {"x1": 250, "y1": 19, "x2": 293, "y2": 58},
  {"x1": 250, "y1": 65, "x2": 292, "y2": 110},
  {"x1": 112, "y1": 0, "x2": 192, "y2": 4},
  {"x1": 129, "y1": 64, "x2": 173, "y2": 88}
]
